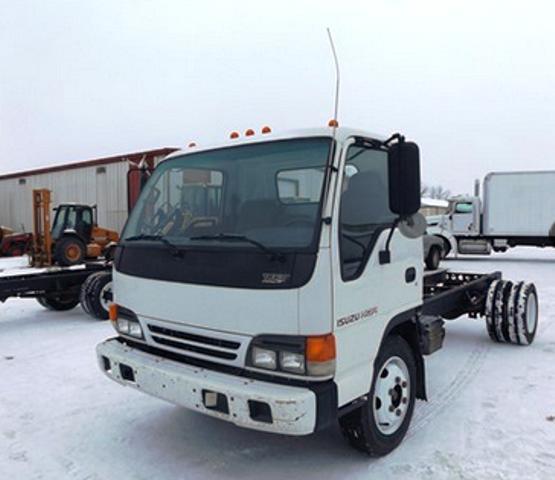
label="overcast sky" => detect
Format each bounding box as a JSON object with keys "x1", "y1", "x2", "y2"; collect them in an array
[{"x1": 1, "y1": 0, "x2": 554, "y2": 194}]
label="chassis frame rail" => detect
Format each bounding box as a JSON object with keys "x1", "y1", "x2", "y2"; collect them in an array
[
  {"x1": 0, "y1": 263, "x2": 109, "y2": 302},
  {"x1": 423, "y1": 270, "x2": 502, "y2": 319}
]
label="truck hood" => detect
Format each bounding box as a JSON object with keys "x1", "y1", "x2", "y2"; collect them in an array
[{"x1": 113, "y1": 270, "x2": 300, "y2": 337}]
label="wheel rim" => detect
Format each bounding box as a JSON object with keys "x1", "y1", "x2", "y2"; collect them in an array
[
  {"x1": 99, "y1": 282, "x2": 113, "y2": 311},
  {"x1": 65, "y1": 245, "x2": 80, "y2": 261},
  {"x1": 373, "y1": 356, "x2": 411, "y2": 435},
  {"x1": 526, "y1": 292, "x2": 538, "y2": 333}
]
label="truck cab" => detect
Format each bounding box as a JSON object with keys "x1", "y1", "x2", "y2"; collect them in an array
[{"x1": 96, "y1": 127, "x2": 471, "y2": 456}]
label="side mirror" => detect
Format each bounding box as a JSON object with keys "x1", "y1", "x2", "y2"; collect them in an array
[
  {"x1": 379, "y1": 140, "x2": 422, "y2": 265},
  {"x1": 388, "y1": 141, "x2": 421, "y2": 216}
]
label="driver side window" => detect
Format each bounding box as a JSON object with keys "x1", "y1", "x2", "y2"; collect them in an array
[{"x1": 339, "y1": 145, "x2": 395, "y2": 281}]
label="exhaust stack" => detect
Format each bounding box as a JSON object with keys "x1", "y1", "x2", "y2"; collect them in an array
[{"x1": 474, "y1": 179, "x2": 480, "y2": 197}]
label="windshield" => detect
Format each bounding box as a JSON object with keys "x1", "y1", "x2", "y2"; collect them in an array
[{"x1": 123, "y1": 138, "x2": 332, "y2": 251}]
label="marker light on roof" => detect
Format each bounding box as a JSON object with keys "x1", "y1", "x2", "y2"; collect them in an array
[
  {"x1": 261, "y1": 126, "x2": 272, "y2": 134},
  {"x1": 188, "y1": 142, "x2": 197, "y2": 147},
  {"x1": 245, "y1": 129, "x2": 255, "y2": 136},
  {"x1": 328, "y1": 119, "x2": 339, "y2": 127},
  {"x1": 230, "y1": 131, "x2": 240, "y2": 139}
]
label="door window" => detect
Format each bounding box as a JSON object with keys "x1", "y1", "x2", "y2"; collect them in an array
[
  {"x1": 339, "y1": 145, "x2": 395, "y2": 280},
  {"x1": 455, "y1": 202, "x2": 473, "y2": 214}
]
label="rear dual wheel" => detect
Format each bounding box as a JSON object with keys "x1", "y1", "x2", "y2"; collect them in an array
[
  {"x1": 485, "y1": 280, "x2": 538, "y2": 345},
  {"x1": 36, "y1": 294, "x2": 80, "y2": 311},
  {"x1": 80, "y1": 271, "x2": 112, "y2": 320}
]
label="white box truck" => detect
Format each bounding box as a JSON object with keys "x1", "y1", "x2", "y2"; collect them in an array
[
  {"x1": 428, "y1": 171, "x2": 555, "y2": 255},
  {"x1": 96, "y1": 127, "x2": 539, "y2": 456}
]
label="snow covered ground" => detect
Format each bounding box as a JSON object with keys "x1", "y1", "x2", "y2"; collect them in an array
[{"x1": 1, "y1": 250, "x2": 554, "y2": 480}]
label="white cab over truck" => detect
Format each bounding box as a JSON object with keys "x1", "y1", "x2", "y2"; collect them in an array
[
  {"x1": 97, "y1": 128, "x2": 539, "y2": 455},
  {"x1": 428, "y1": 171, "x2": 555, "y2": 256}
]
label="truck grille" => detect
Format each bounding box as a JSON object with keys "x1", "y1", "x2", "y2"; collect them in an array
[{"x1": 145, "y1": 323, "x2": 246, "y2": 365}]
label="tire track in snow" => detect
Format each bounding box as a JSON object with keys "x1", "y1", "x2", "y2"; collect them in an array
[{"x1": 407, "y1": 338, "x2": 491, "y2": 438}]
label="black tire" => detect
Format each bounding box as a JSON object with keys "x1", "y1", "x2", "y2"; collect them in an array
[
  {"x1": 493, "y1": 280, "x2": 513, "y2": 343},
  {"x1": 36, "y1": 294, "x2": 80, "y2": 311},
  {"x1": 486, "y1": 280, "x2": 539, "y2": 345},
  {"x1": 79, "y1": 271, "x2": 105, "y2": 316},
  {"x1": 425, "y1": 246, "x2": 441, "y2": 270},
  {"x1": 509, "y1": 283, "x2": 538, "y2": 345},
  {"x1": 507, "y1": 281, "x2": 524, "y2": 344},
  {"x1": 485, "y1": 280, "x2": 503, "y2": 342},
  {"x1": 54, "y1": 236, "x2": 86, "y2": 266},
  {"x1": 339, "y1": 335, "x2": 417, "y2": 456},
  {"x1": 36, "y1": 296, "x2": 49, "y2": 308},
  {"x1": 84, "y1": 271, "x2": 113, "y2": 320}
]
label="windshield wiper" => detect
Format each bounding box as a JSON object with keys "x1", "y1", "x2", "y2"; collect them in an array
[
  {"x1": 124, "y1": 234, "x2": 184, "y2": 258},
  {"x1": 190, "y1": 233, "x2": 285, "y2": 261}
]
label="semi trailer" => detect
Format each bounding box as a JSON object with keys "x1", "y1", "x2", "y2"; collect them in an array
[
  {"x1": 427, "y1": 171, "x2": 555, "y2": 256},
  {"x1": 96, "y1": 126, "x2": 539, "y2": 456}
]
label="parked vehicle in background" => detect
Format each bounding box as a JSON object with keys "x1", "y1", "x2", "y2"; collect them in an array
[
  {"x1": 1, "y1": 226, "x2": 32, "y2": 257},
  {"x1": 0, "y1": 231, "x2": 33, "y2": 257},
  {"x1": 423, "y1": 234, "x2": 444, "y2": 270},
  {"x1": 96, "y1": 126, "x2": 539, "y2": 456},
  {"x1": 30, "y1": 189, "x2": 120, "y2": 267},
  {"x1": 0, "y1": 165, "x2": 158, "y2": 320},
  {"x1": 427, "y1": 171, "x2": 555, "y2": 256}
]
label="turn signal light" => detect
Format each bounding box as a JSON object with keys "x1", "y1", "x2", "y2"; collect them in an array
[
  {"x1": 109, "y1": 303, "x2": 118, "y2": 322},
  {"x1": 245, "y1": 128, "x2": 255, "y2": 136},
  {"x1": 306, "y1": 334, "x2": 336, "y2": 362}
]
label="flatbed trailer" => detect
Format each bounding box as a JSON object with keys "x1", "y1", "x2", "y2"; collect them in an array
[{"x1": 0, "y1": 261, "x2": 113, "y2": 318}]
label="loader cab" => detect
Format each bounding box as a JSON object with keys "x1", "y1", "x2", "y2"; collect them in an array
[{"x1": 51, "y1": 204, "x2": 95, "y2": 243}]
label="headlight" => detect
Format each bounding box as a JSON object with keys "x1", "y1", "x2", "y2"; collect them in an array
[
  {"x1": 252, "y1": 347, "x2": 277, "y2": 370},
  {"x1": 247, "y1": 334, "x2": 335, "y2": 378},
  {"x1": 110, "y1": 304, "x2": 144, "y2": 339},
  {"x1": 116, "y1": 318, "x2": 130, "y2": 334},
  {"x1": 280, "y1": 351, "x2": 305, "y2": 374}
]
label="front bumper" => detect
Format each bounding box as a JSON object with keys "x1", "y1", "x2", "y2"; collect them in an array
[{"x1": 96, "y1": 338, "x2": 336, "y2": 435}]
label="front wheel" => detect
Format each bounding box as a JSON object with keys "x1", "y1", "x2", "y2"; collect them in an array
[
  {"x1": 425, "y1": 246, "x2": 441, "y2": 270},
  {"x1": 339, "y1": 335, "x2": 417, "y2": 456}
]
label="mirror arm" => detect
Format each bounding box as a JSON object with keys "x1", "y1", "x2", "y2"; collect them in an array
[
  {"x1": 379, "y1": 217, "x2": 401, "y2": 265},
  {"x1": 382, "y1": 133, "x2": 405, "y2": 147}
]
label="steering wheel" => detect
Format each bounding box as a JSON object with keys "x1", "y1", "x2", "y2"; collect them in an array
[{"x1": 141, "y1": 202, "x2": 175, "y2": 234}]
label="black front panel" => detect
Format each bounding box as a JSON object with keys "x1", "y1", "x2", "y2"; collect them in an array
[{"x1": 115, "y1": 245, "x2": 318, "y2": 289}]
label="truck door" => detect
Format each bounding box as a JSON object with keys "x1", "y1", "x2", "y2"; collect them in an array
[
  {"x1": 331, "y1": 140, "x2": 422, "y2": 405},
  {"x1": 451, "y1": 200, "x2": 480, "y2": 235}
]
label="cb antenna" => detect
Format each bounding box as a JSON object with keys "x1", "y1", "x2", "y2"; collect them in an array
[{"x1": 326, "y1": 27, "x2": 340, "y2": 131}]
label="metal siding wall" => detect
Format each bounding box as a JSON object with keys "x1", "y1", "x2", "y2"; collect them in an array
[
  {"x1": 0, "y1": 162, "x2": 128, "y2": 233},
  {"x1": 0, "y1": 153, "x2": 171, "y2": 234}
]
